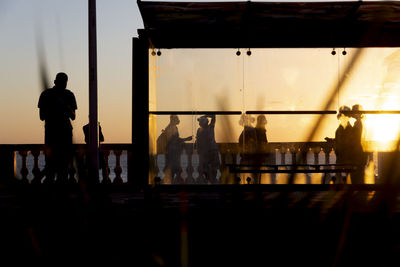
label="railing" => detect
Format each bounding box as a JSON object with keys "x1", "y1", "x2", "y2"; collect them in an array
[
  {"x1": 2, "y1": 141, "x2": 369, "y2": 185},
  {"x1": 0, "y1": 144, "x2": 131, "y2": 184},
  {"x1": 153, "y1": 142, "x2": 339, "y2": 184}
]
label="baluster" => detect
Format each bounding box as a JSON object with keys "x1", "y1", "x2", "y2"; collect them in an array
[
  {"x1": 306, "y1": 148, "x2": 314, "y2": 165},
  {"x1": 269, "y1": 149, "x2": 278, "y2": 184},
  {"x1": 321, "y1": 146, "x2": 331, "y2": 184},
  {"x1": 285, "y1": 148, "x2": 292, "y2": 165},
  {"x1": 232, "y1": 151, "x2": 241, "y2": 184},
  {"x1": 185, "y1": 146, "x2": 194, "y2": 184},
  {"x1": 318, "y1": 148, "x2": 325, "y2": 165},
  {"x1": 157, "y1": 154, "x2": 166, "y2": 183},
  {"x1": 74, "y1": 147, "x2": 87, "y2": 181},
  {"x1": 192, "y1": 151, "x2": 199, "y2": 183},
  {"x1": 216, "y1": 153, "x2": 222, "y2": 184},
  {"x1": 101, "y1": 150, "x2": 111, "y2": 184},
  {"x1": 180, "y1": 149, "x2": 188, "y2": 184},
  {"x1": 153, "y1": 152, "x2": 160, "y2": 184},
  {"x1": 31, "y1": 150, "x2": 42, "y2": 184},
  {"x1": 280, "y1": 145, "x2": 286, "y2": 165},
  {"x1": 305, "y1": 147, "x2": 314, "y2": 184},
  {"x1": 329, "y1": 148, "x2": 336, "y2": 164},
  {"x1": 68, "y1": 167, "x2": 77, "y2": 183},
  {"x1": 322, "y1": 147, "x2": 330, "y2": 165},
  {"x1": 113, "y1": 149, "x2": 123, "y2": 184},
  {"x1": 313, "y1": 147, "x2": 320, "y2": 165},
  {"x1": 290, "y1": 146, "x2": 297, "y2": 165},
  {"x1": 19, "y1": 151, "x2": 29, "y2": 184}
]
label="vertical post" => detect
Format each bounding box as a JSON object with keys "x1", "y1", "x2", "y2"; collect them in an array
[
  {"x1": 88, "y1": 0, "x2": 99, "y2": 181},
  {"x1": 131, "y1": 36, "x2": 149, "y2": 186}
]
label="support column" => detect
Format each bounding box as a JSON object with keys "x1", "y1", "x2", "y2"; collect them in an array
[
  {"x1": 88, "y1": 0, "x2": 99, "y2": 182},
  {"x1": 131, "y1": 35, "x2": 149, "y2": 186}
]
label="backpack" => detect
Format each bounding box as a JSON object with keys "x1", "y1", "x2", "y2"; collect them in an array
[{"x1": 157, "y1": 129, "x2": 167, "y2": 154}]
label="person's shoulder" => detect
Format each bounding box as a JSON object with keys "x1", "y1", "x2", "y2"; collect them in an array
[
  {"x1": 39, "y1": 88, "x2": 55, "y2": 102},
  {"x1": 40, "y1": 88, "x2": 52, "y2": 96},
  {"x1": 64, "y1": 89, "x2": 76, "y2": 96}
]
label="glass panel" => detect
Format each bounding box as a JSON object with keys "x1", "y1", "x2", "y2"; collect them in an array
[
  {"x1": 244, "y1": 48, "x2": 339, "y2": 111},
  {"x1": 149, "y1": 48, "x2": 400, "y2": 185}
]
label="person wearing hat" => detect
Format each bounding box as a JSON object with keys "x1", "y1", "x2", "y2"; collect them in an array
[
  {"x1": 325, "y1": 105, "x2": 354, "y2": 184},
  {"x1": 335, "y1": 105, "x2": 354, "y2": 183},
  {"x1": 350, "y1": 104, "x2": 367, "y2": 184},
  {"x1": 195, "y1": 114, "x2": 220, "y2": 184}
]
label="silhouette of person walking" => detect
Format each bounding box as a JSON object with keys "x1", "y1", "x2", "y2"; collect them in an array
[
  {"x1": 38, "y1": 72, "x2": 77, "y2": 184},
  {"x1": 195, "y1": 115, "x2": 220, "y2": 184},
  {"x1": 238, "y1": 114, "x2": 258, "y2": 183},
  {"x1": 162, "y1": 115, "x2": 192, "y2": 184},
  {"x1": 350, "y1": 104, "x2": 368, "y2": 184},
  {"x1": 83, "y1": 122, "x2": 109, "y2": 183}
]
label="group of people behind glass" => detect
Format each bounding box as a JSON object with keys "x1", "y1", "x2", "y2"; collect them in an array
[
  {"x1": 161, "y1": 104, "x2": 369, "y2": 185},
  {"x1": 160, "y1": 113, "x2": 269, "y2": 184}
]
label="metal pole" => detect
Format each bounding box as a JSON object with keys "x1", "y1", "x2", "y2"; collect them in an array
[{"x1": 88, "y1": 0, "x2": 99, "y2": 181}]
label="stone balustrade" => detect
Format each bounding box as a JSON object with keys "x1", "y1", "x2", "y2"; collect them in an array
[
  {"x1": 153, "y1": 141, "x2": 338, "y2": 184},
  {"x1": 1, "y1": 142, "x2": 356, "y2": 185},
  {"x1": 0, "y1": 144, "x2": 131, "y2": 184}
]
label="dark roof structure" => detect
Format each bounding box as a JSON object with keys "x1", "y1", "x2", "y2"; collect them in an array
[{"x1": 137, "y1": 1, "x2": 400, "y2": 48}]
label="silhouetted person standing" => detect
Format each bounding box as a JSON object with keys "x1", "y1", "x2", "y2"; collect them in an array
[
  {"x1": 38, "y1": 72, "x2": 77, "y2": 184},
  {"x1": 163, "y1": 115, "x2": 192, "y2": 184},
  {"x1": 254, "y1": 115, "x2": 269, "y2": 184},
  {"x1": 334, "y1": 105, "x2": 353, "y2": 184},
  {"x1": 83, "y1": 122, "x2": 109, "y2": 183},
  {"x1": 195, "y1": 115, "x2": 220, "y2": 184},
  {"x1": 238, "y1": 114, "x2": 258, "y2": 183},
  {"x1": 350, "y1": 104, "x2": 367, "y2": 184}
]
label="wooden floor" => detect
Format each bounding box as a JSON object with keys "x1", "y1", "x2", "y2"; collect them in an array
[{"x1": 1, "y1": 183, "x2": 400, "y2": 266}]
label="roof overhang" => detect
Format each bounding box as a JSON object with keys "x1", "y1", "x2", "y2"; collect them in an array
[{"x1": 137, "y1": 1, "x2": 400, "y2": 48}]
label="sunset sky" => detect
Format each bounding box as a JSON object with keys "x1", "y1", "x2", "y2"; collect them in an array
[
  {"x1": 1, "y1": 0, "x2": 141, "y2": 144},
  {"x1": 2, "y1": 0, "x2": 400, "y2": 146}
]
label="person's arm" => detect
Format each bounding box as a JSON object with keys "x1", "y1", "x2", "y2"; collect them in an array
[
  {"x1": 99, "y1": 124, "x2": 104, "y2": 142},
  {"x1": 39, "y1": 109, "x2": 46, "y2": 121},
  {"x1": 183, "y1": 136, "x2": 192, "y2": 142},
  {"x1": 69, "y1": 108, "x2": 76, "y2": 120},
  {"x1": 66, "y1": 91, "x2": 77, "y2": 120},
  {"x1": 65, "y1": 106, "x2": 76, "y2": 120},
  {"x1": 209, "y1": 114, "x2": 216, "y2": 127},
  {"x1": 38, "y1": 92, "x2": 46, "y2": 121}
]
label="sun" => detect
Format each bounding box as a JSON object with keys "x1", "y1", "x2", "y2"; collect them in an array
[{"x1": 363, "y1": 99, "x2": 400, "y2": 151}]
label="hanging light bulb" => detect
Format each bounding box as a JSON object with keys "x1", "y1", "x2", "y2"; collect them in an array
[
  {"x1": 157, "y1": 49, "x2": 162, "y2": 56},
  {"x1": 331, "y1": 48, "x2": 336, "y2": 56},
  {"x1": 342, "y1": 48, "x2": 347, "y2": 55},
  {"x1": 151, "y1": 49, "x2": 156, "y2": 56},
  {"x1": 247, "y1": 48, "x2": 252, "y2": 56},
  {"x1": 236, "y1": 49, "x2": 241, "y2": 56}
]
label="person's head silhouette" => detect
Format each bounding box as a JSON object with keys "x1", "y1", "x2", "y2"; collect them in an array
[
  {"x1": 256, "y1": 115, "x2": 267, "y2": 128},
  {"x1": 170, "y1": 114, "x2": 180, "y2": 125},
  {"x1": 239, "y1": 114, "x2": 255, "y2": 127},
  {"x1": 351, "y1": 104, "x2": 364, "y2": 120},
  {"x1": 197, "y1": 116, "x2": 209, "y2": 128},
  {"x1": 337, "y1": 105, "x2": 351, "y2": 127},
  {"x1": 54, "y1": 72, "x2": 68, "y2": 90}
]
